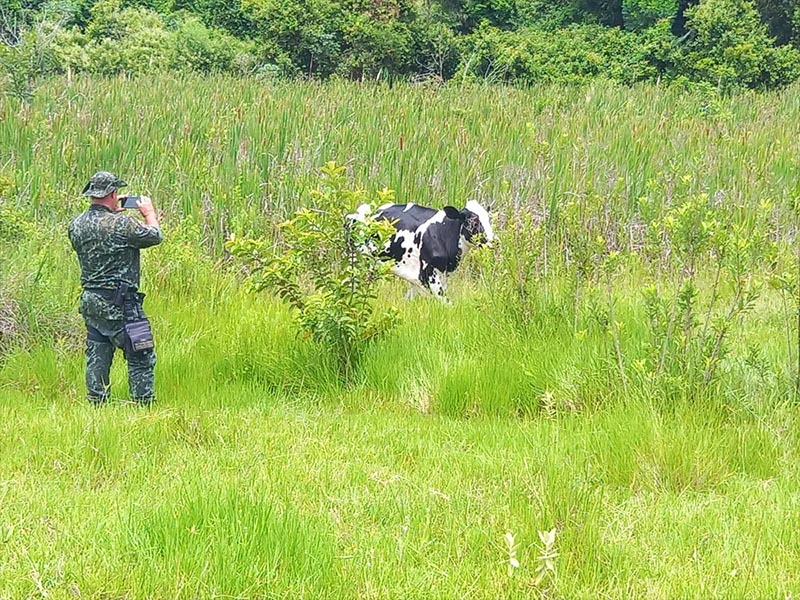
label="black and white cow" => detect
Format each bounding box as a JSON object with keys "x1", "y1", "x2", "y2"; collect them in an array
[{"x1": 351, "y1": 200, "x2": 494, "y2": 299}]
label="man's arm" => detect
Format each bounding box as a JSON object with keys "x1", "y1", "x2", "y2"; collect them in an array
[{"x1": 123, "y1": 196, "x2": 164, "y2": 249}]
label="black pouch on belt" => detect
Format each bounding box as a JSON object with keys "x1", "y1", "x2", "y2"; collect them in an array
[{"x1": 124, "y1": 318, "x2": 155, "y2": 352}]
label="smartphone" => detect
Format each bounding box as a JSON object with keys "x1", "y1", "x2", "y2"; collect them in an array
[{"x1": 120, "y1": 196, "x2": 141, "y2": 209}]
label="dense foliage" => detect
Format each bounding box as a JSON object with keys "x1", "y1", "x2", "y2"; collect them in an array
[{"x1": 1, "y1": 0, "x2": 799, "y2": 91}]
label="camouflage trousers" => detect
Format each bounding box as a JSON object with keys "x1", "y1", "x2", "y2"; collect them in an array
[{"x1": 80, "y1": 290, "x2": 156, "y2": 404}]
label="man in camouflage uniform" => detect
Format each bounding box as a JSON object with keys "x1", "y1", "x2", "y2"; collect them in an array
[{"x1": 68, "y1": 171, "x2": 163, "y2": 405}]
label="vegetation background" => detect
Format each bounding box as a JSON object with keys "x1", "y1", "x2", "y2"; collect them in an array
[
  {"x1": 1, "y1": 0, "x2": 800, "y2": 597},
  {"x1": 1, "y1": 0, "x2": 800, "y2": 91}
]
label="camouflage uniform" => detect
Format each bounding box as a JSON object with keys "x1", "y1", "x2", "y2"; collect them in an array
[{"x1": 68, "y1": 172, "x2": 163, "y2": 404}]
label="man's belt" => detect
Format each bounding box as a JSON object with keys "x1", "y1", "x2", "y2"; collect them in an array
[{"x1": 84, "y1": 283, "x2": 138, "y2": 307}]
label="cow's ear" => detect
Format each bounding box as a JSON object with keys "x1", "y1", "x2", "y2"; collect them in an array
[{"x1": 443, "y1": 206, "x2": 464, "y2": 220}]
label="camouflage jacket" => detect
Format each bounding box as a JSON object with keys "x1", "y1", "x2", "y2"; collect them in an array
[{"x1": 68, "y1": 205, "x2": 163, "y2": 292}]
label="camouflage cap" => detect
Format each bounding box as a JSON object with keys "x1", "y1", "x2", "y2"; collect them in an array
[{"x1": 81, "y1": 171, "x2": 127, "y2": 198}]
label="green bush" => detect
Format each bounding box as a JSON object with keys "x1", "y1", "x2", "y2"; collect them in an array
[
  {"x1": 683, "y1": 0, "x2": 800, "y2": 89},
  {"x1": 10, "y1": 0, "x2": 800, "y2": 86},
  {"x1": 794, "y1": 3, "x2": 800, "y2": 46},
  {"x1": 0, "y1": 16, "x2": 62, "y2": 102},
  {"x1": 764, "y1": 42, "x2": 800, "y2": 87},
  {"x1": 753, "y1": 0, "x2": 799, "y2": 46},
  {"x1": 462, "y1": 0, "x2": 517, "y2": 29},
  {"x1": 410, "y1": 20, "x2": 460, "y2": 79},
  {"x1": 250, "y1": 38, "x2": 296, "y2": 77},
  {"x1": 227, "y1": 162, "x2": 401, "y2": 382},
  {"x1": 173, "y1": 0, "x2": 260, "y2": 38},
  {"x1": 172, "y1": 15, "x2": 250, "y2": 73},
  {"x1": 53, "y1": 26, "x2": 90, "y2": 72},
  {"x1": 639, "y1": 17, "x2": 685, "y2": 77},
  {"x1": 346, "y1": 0, "x2": 416, "y2": 21},
  {"x1": 120, "y1": 0, "x2": 176, "y2": 13},
  {"x1": 244, "y1": 0, "x2": 346, "y2": 77},
  {"x1": 622, "y1": 0, "x2": 677, "y2": 30},
  {"x1": 460, "y1": 23, "x2": 657, "y2": 85},
  {"x1": 341, "y1": 15, "x2": 414, "y2": 79},
  {"x1": 514, "y1": 0, "x2": 587, "y2": 30},
  {"x1": 83, "y1": 0, "x2": 175, "y2": 75},
  {"x1": 49, "y1": 0, "x2": 259, "y2": 76}
]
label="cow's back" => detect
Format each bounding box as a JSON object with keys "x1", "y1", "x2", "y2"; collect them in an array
[{"x1": 374, "y1": 203, "x2": 438, "y2": 231}]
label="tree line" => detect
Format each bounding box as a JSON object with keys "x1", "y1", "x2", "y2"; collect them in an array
[{"x1": 1, "y1": 0, "x2": 799, "y2": 93}]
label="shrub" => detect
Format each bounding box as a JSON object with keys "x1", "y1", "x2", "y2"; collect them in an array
[
  {"x1": 762, "y1": 41, "x2": 800, "y2": 88},
  {"x1": 514, "y1": 0, "x2": 587, "y2": 30},
  {"x1": 753, "y1": 0, "x2": 799, "y2": 46},
  {"x1": 83, "y1": 0, "x2": 176, "y2": 75},
  {"x1": 462, "y1": 0, "x2": 517, "y2": 30},
  {"x1": 10, "y1": 0, "x2": 800, "y2": 87},
  {"x1": 639, "y1": 17, "x2": 685, "y2": 78},
  {"x1": 642, "y1": 195, "x2": 767, "y2": 395},
  {"x1": 53, "y1": 26, "x2": 90, "y2": 72},
  {"x1": 0, "y1": 14, "x2": 63, "y2": 102},
  {"x1": 410, "y1": 19, "x2": 460, "y2": 80},
  {"x1": 227, "y1": 162, "x2": 400, "y2": 382},
  {"x1": 251, "y1": 37, "x2": 296, "y2": 77},
  {"x1": 173, "y1": 0, "x2": 260, "y2": 39},
  {"x1": 120, "y1": 0, "x2": 176, "y2": 13},
  {"x1": 341, "y1": 15, "x2": 414, "y2": 79},
  {"x1": 172, "y1": 15, "x2": 250, "y2": 73},
  {"x1": 49, "y1": 0, "x2": 278, "y2": 77},
  {"x1": 460, "y1": 23, "x2": 657, "y2": 85},
  {"x1": 243, "y1": 0, "x2": 346, "y2": 77},
  {"x1": 622, "y1": 0, "x2": 678, "y2": 31},
  {"x1": 683, "y1": 0, "x2": 800, "y2": 89}
]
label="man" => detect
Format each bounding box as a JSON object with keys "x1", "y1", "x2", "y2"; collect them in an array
[{"x1": 68, "y1": 171, "x2": 163, "y2": 405}]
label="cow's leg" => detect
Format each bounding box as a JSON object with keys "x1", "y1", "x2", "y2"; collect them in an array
[
  {"x1": 420, "y1": 265, "x2": 448, "y2": 302},
  {"x1": 430, "y1": 270, "x2": 449, "y2": 302},
  {"x1": 439, "y1": 272, "x2": 449, "y2": 300},
  {"x1": 394, "y1": 263, "x2": 427, "y2": 301}
]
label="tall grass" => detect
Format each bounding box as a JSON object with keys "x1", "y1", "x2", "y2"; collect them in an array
[{"x1": 2, "y1": 77, "x2": 800, "y2": 228}]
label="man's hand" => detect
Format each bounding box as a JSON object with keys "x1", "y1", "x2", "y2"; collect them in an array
[
  {"x1": 136, "y1": 196, "x2": 155, "y2": 217},
  {"x1": 136, "y1": 196, "x2": 160, "y2": 228}
]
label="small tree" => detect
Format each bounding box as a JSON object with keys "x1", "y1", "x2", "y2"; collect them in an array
[
  {"x1": 227, "y1": 162, "x2": 400, "y2": 382},
  {"x1": 642, "y1": 194, "x2": 766, "y2": 396}
]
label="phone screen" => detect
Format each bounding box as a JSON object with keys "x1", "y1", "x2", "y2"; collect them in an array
[{"x1": 121, "y1": 196, "x2": 140, "y2": 209}]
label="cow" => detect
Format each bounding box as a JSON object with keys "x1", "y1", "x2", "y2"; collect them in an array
[{"x1": 350, "y1": 200, "x2": 494, "y2": 300}]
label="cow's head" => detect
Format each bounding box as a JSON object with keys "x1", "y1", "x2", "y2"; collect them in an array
[{"x1": 443, "y1": 200, "x2": 494, "y2": 248}]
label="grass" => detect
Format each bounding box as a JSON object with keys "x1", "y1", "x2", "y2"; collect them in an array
[
  {"x1": 0, "y1": 75, "x2": 799, "y2": 597},
  {"x1": 1, "y1": 266, "x2": 798, "y2": 598},
  {"x1": 2, "y1": 76, "x2": 800, "y2": 230},
  {"x1": 1, "y1": 383, "x2": 798, "y2": 598}
]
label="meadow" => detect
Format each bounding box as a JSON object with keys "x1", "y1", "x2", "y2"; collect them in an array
[{"x1": 0, "y1": 75, "x2": 799, "y2": 598}]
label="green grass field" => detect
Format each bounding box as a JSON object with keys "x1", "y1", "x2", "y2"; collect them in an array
[{"x1": 1, "y1": 76, "x2": 799, "y2": 598}]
